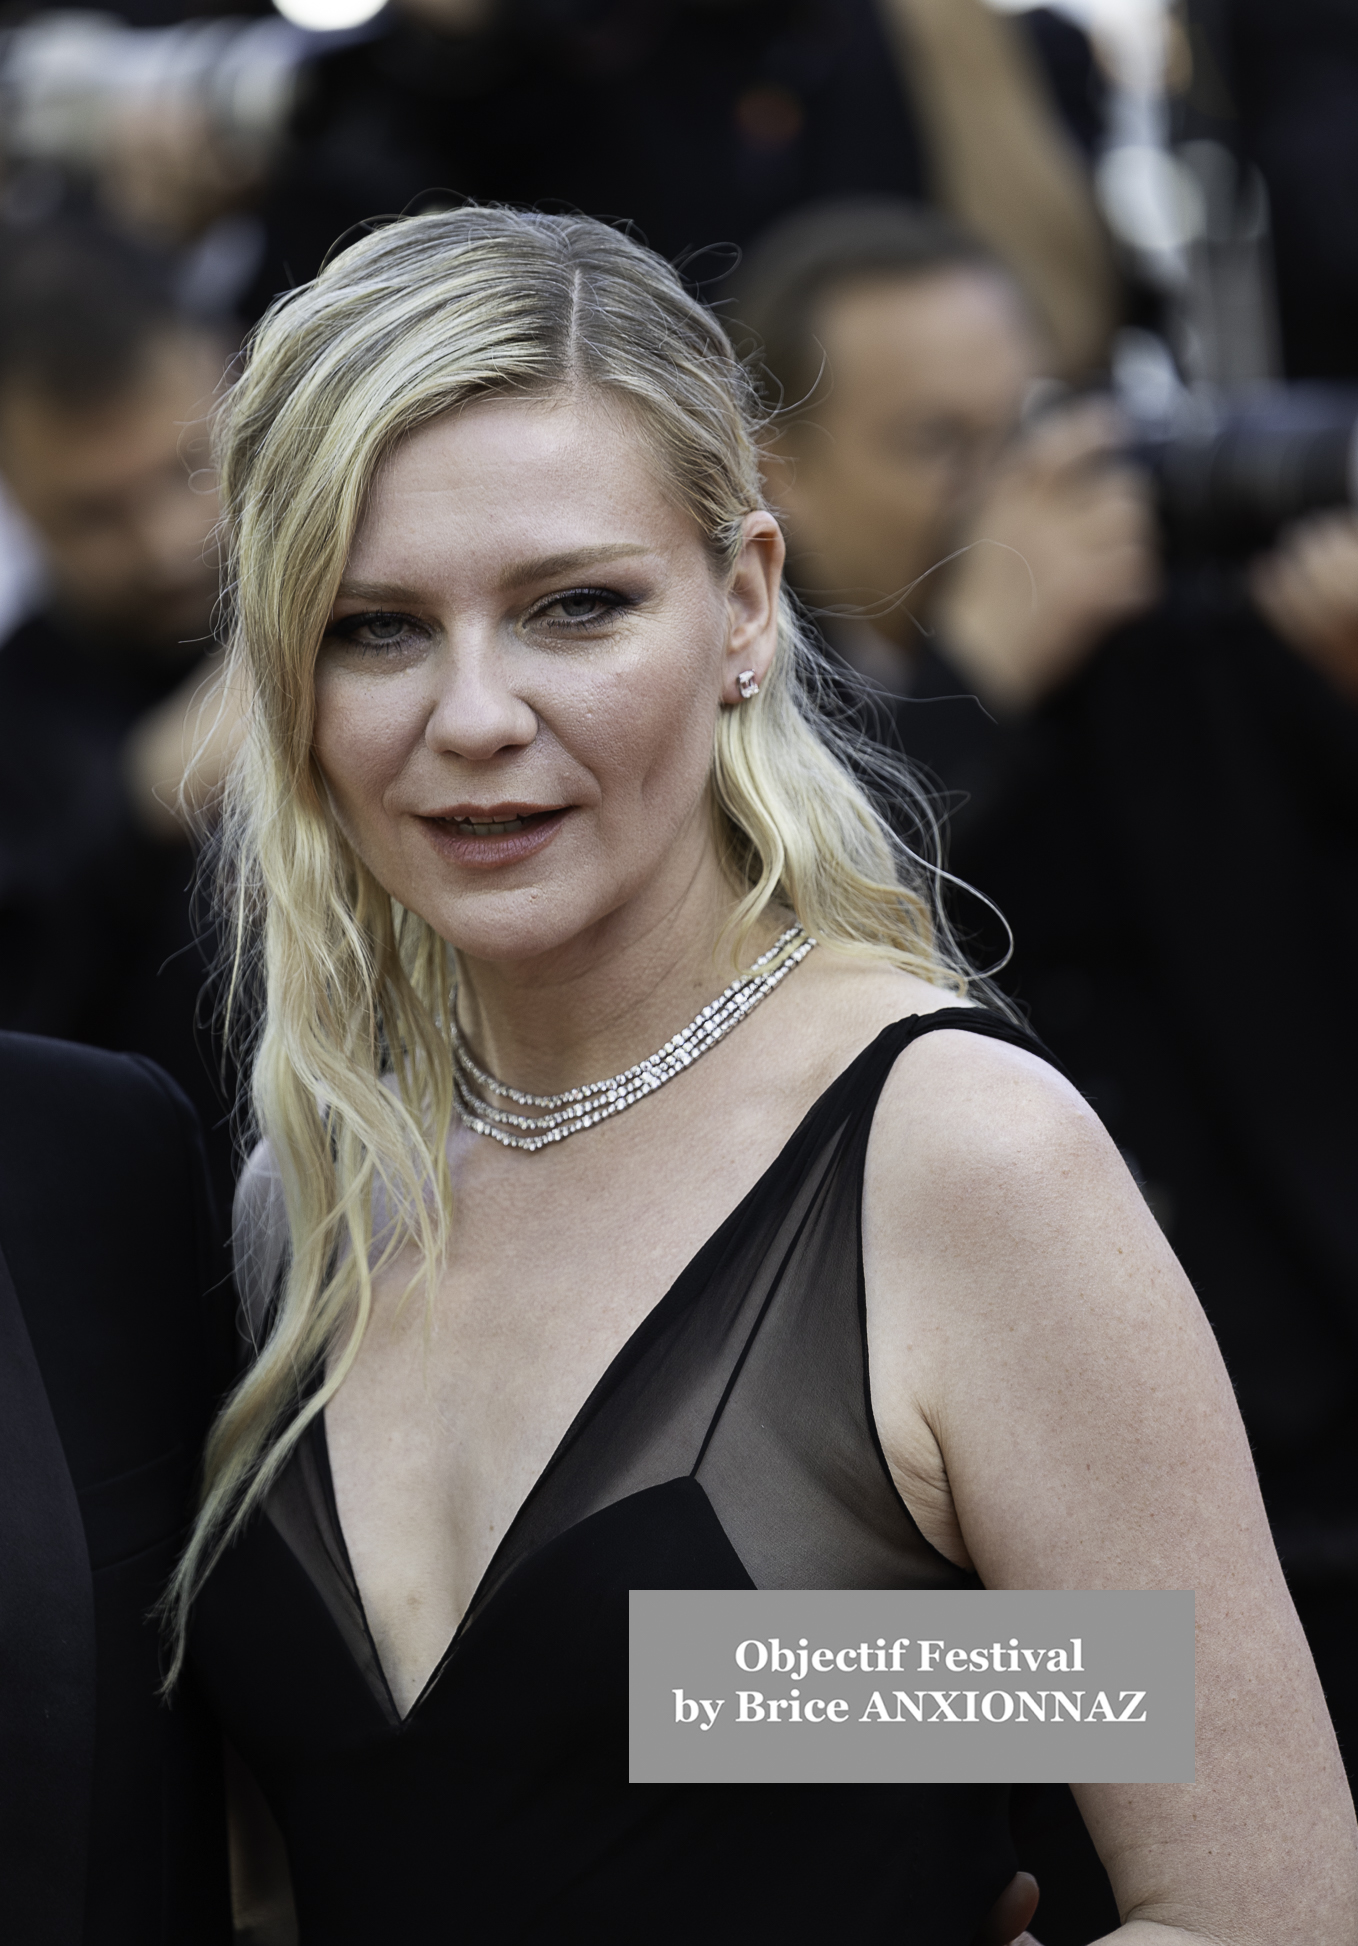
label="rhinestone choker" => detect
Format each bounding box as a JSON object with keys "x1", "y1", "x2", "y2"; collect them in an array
[{"x1": 452, "y1": 925, "x2": 817, "y2": 1152}]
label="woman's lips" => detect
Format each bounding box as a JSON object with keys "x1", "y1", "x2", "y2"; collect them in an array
[{"x1": 417, "y1": 806, "x2": 570, "y2": 870}]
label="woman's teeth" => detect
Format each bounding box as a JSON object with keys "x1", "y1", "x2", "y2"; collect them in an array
[{"x1": 449, "y1": 814, "x2": 529, "y2": 836}]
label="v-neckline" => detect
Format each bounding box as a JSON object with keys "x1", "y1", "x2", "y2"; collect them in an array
[{"x1": 312, "y1": 1012, "x2": 952, "y2": 1725}]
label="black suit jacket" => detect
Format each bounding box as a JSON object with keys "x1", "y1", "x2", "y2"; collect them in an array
[
  {"x1": 0, "y1": 610, "x2": 239, "y2": 1220},
  {"x1": 0, "y1": 1033, "x2": 235, "y2": 1944}
]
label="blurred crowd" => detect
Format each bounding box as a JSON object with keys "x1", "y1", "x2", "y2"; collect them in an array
[{"x1": 1, "y1": 0, "x2": 1356, "y2": 1934}]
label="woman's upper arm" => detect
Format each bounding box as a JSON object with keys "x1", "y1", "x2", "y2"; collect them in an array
[{"x1": 863, "y1": 1029, "x2": 1358, "y2": 1945}]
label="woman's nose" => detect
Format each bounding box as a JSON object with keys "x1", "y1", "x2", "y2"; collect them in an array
[{"x1": 423, "y1": 645, "x2": 539, "y2": 762}]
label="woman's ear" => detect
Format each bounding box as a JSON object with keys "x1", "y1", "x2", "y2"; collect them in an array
[{"x1": 721, "y1": 510, "x2": 785, "y2": 706}]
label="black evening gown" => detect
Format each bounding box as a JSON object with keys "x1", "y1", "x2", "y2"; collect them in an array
[{"x1": 191, "y1": 1011, "x2": 1060, "y2": 1942}]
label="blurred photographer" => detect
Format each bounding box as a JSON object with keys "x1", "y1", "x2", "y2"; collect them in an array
[
  {"x1": 0, "y1": 220, "x2": 242, "y2": 1212},
  {"x1": 741, "y1": 199, "x2": 1358, "y2": 1821},
  {"x1": 739, "y1": 199, "x2": 1158, "y2": 818}
]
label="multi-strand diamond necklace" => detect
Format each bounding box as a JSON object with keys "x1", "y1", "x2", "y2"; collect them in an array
[{"x1": 451, "y1": 924, "x2": 816, "y2": 1152}]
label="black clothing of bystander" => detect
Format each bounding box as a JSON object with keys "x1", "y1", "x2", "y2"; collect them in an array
[
  {"x1": 244, "y1": 0, "x2": 1100, "y2": 320},
  {"x1": 0, "y1": 609, "x2": 236, "y2": 1215},
  {"x1": 0, "y1": 1033, "x2": 234, "y2": 1943},
  {"x1": 1229, "y1": 0, "x2": 1358, "y2": 381},
  {"x1": 866, "y1": 579, "x2": 1358, "y2": 1782}
]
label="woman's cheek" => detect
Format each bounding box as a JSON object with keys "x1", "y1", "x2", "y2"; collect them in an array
[
  {"x1": 314, "y1": 677, "x2": 418, "y2": 824},
  {"x1": 636, "y1": 670, "x2": 723, "y2": 811},
  {"x1": 585, "y1": 632, "x2": 719, "y2": 796}
]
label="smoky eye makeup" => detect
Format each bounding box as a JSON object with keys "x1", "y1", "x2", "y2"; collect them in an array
[
  {"x1": 324, "y1": 610, "x2": 427, "y2": 654},
  {"x1": 523, "y1": 585, "x2": 638, "y2": 630},
  {"x1": 321, "y1": 582, "x2": 642, "y2": 658}
]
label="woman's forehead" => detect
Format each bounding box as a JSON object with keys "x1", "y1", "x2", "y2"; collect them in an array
[
  {"x1": 347, "y1": 393, "x2": 696, "y2": 584},
  {"x1": 374, "y1": 389, "x2": 652, "y2": 492}
]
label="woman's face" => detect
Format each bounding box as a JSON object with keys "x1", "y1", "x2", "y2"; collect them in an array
[{"x1": 313, "y1": 390, "x2": 781, "y2": 966}]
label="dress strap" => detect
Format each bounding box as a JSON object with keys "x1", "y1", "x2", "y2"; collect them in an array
[
  {"x1": 826, "y1": 1005, "x2": 1064, "y2": 1181},
  {"x1": 885, "y1": 1005, "x2": 1060, "y2": 1070}
]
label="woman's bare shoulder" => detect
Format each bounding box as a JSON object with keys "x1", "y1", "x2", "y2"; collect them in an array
[
  {"x1": 870, "y1": 1015, "x2": 1113, "y2": 1223},
  {"x1": 862, "y1": 1020, "x2": 1229, "y2": 1570},
  {"x1": 797, "y1": 948, "x2": 1108, "y2": 1214},
  {"x1": 860, "y1": 1017, "x2": 1262, "y2": 1612},
  {"x1": 860, "y1": 1020, "x2": 1194, "y2": 1435}
]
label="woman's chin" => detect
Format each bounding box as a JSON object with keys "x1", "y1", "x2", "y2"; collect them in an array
[{"x1": 424, "y1": 895, "x2": 611, "y2": 969}]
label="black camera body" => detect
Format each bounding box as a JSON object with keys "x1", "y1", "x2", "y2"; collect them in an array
[{"x1": 1131, "y1": 385, "x2": 1358, "y2": 559}]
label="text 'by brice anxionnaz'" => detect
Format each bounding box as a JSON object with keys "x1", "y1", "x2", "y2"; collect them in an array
[{"x1": 671, "y1": 1634, "x2": 1150, "y2": 1731}]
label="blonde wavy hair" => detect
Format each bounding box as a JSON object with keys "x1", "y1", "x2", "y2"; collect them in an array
[{"x1": 164, "y1": 204, "x2": 980, "y2": 1674}]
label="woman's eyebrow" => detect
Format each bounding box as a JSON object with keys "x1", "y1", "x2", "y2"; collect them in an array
[
  {"x1": 332, "y1": 578, "x2": 422, "y2": 604},
  {"x1": 332, "y1": 545, "x2": 653, "y2": 607},
  {"x1": 497, "y1": 543, "x2": 651, "y2": 589}
]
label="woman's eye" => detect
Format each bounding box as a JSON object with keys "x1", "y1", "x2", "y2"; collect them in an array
[
  {"x1": 531, "y1": 588, "x2": 627, "y2": 629},
  {"x1": 327, "y1": 611, "x2": 420, "y2": 653}
]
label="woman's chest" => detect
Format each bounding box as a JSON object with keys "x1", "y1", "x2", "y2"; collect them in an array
[
  {"x1": 327, "y1": 1074, "x2": 827, "y2": 1542},
  {"x1": 321, "y1": 1123, "x2": 783, "y2": 1705},
  {"x1": 327, "y1": 1225, "x2": 672, "y2": 1573}
]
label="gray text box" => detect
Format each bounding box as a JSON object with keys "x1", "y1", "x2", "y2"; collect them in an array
[{"x1": 630, "y1": 1590, "x2": 1194, "y2": 1783}]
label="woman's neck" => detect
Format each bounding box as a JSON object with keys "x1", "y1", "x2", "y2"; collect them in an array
[{"x1": 451, "y1": 860, "x2": 785, "y2": 1098}]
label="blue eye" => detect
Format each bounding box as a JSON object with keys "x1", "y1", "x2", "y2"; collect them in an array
[
  {"x1": 328, "y1": 611, "x2": 419, "y2": 653},
  {"x1": 531, "y1": 587, "x2": 630, "y2": 628}
]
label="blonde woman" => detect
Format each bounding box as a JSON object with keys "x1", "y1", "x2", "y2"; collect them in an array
[{"x1": 175, "y1": 209, "x2": 1355, "y2": 1944}]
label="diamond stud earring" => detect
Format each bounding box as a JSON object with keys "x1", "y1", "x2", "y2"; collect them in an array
[{"x1": 737, "y1": 669, "x2": 760, "y2": 701}]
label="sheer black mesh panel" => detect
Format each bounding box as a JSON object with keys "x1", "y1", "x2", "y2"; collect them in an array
[{"x1": 265, "y1": 1417, "x2": 400, "y2": 1725}]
